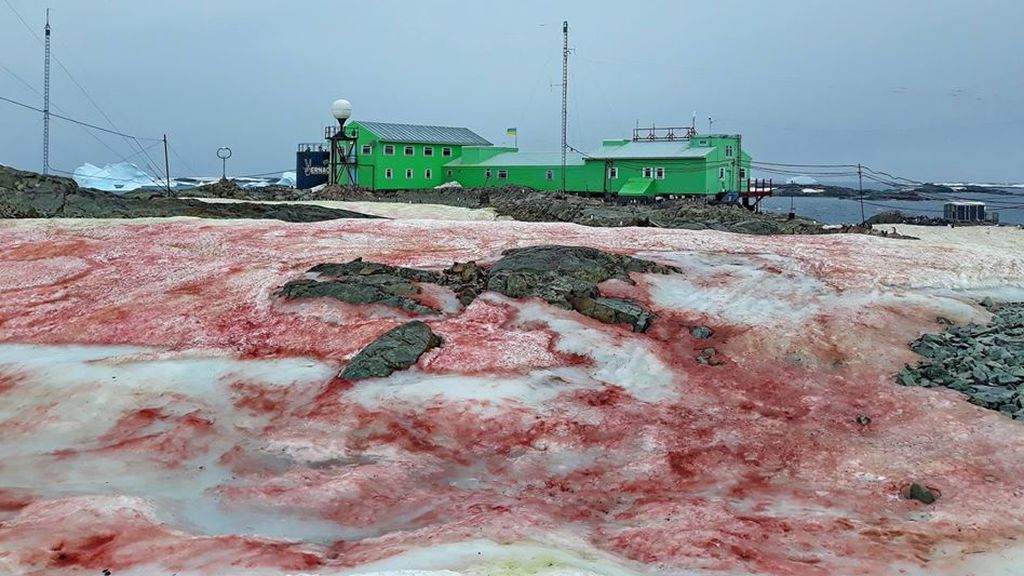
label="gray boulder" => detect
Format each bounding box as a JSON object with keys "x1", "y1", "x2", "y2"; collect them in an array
[{"x1": 340, "y1": 321, "x2": 442, "y2": 380}]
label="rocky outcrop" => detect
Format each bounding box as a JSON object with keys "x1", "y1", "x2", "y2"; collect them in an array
[
  {"x1": 0, "y1": 165, "x2": 377, "y2": 222},
  {"x1": 283, "y1": 246, "x2": 679, "y2": 333},
  {"x1": 898, "y1": 302, "x2": 1024, "y2": 419},
  {"x1": 277, "y1": 259, "x2": 440, "y2": 315},
  {"x1": 339, "y1": 321, "x2": 442, "y2": 380}
]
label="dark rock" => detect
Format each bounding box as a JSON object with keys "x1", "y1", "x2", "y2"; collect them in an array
[
  {"x1": 0, "y1": 165, "x2": 378, "y2": 222},
  {"x1": 310, "y1": 259, "x2": 440, "y2": 283},
  {"x1": 902, "y1": 483, "x2": 939, "y2": 505},
  {"x1": 569, "y1": 296, "x2": 654, "y2": 332},
  {"x1": 898, "y1": 302, "x2": 1024, "y2": 420},
  {"x1": 486, "y1": 245, "x2": 676, "y2": 328},
  {"x1": 690, "y1": 326, "x2": 714, "y2": 340},
  {"x1": 856, "y1": 415, "x2": 872, "y2": 426},
  {"x1": 340, "y1": 321, "x2": 442, "y2": 381},
  {"x1": 439, "y1": 261, "x2": 489, "y2": 305},
  {"x1": 276, "y1": 278, "x2": 436, "y2": 315}
]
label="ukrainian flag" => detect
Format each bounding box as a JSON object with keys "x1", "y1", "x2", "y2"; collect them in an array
[{"x1": 506, "y1": 128, "x2": 518, "y2": 137}]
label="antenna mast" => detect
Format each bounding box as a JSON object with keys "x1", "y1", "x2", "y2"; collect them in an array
[
  {"x1": 43, "y1": 8, "x2": 51, "y2": 175},
  {"x1": 561, "y1": 20, "x2": 568, "y2": 194}
]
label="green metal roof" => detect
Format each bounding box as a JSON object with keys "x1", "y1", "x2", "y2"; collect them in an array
[
  {"x1": 356, "y1": 121, "x2": 492, "y2": 146},
  {"x1": 446, "y1": 150, "x2": 586, "y2": 167},
  {"x1": 587, "y1": 141, "x2": 714, "y2": 160}
]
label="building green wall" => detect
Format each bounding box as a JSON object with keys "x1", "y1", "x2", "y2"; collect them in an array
[
  {"x1": 338, "y1": 121, "x2": 471, "y2": 190},
  {"x1": 332, "y1": 123, "x2": 751, "y2": 197}
]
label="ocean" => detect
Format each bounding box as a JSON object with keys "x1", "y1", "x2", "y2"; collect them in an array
[{"x1": 759, "y1": 191, "x2": 1024, "y2": 226}]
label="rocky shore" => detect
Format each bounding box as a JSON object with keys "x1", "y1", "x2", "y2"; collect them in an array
[
  {"x1": 184, "y1": 181, "x2": 875, "y2": 235},
  {"x1": 0, "y1": 166, "x2": 376, "y2": 222}
]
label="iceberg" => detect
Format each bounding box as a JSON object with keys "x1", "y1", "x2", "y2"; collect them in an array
[
  {"x1": 786, "y1": 175, "x2": 818, "y2": 185},
  {"x1": 275, "y1": 171, "x2": 297, "y2": 188},
  {"x1": 72, "y1": 162, "x2": 161, "y2": 193}
]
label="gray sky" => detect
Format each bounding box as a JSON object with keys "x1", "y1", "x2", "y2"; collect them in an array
[{"x1": 1, "y1": 0, "x2": 1022, "y2": 182}]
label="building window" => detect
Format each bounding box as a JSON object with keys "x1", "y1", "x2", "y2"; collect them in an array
[
  {"x1": 545, "y1": 170, "x2": 554, "y2": 180},
  {"x1": 425, "y1": 169, "x2": 433, "y2": 180},
  {"x1": 424, "y1": 147, "x2": 434, "y2": 157},
  {"x1": 361, "y1": 145, "x2": 372, "y2": 155},
  {"x1": 442, "y1": 147, "x2": 452, "y2": 157},
  {"x1": 726, "y1": 145, "x2": 734, "y2": 158},
  {"x1": 485, "y1": 169, "x2": 493, "y2": 179},
  {"x1": 608, "y1": 167, "x2": 618, "y2": 180},
  {"x1": 740, "y1": 168, "x2": 747, "y2": 180},
  {"x1": 405, "y1": 169, "x2": 414, "y2": 179},
  {"x1": 642, "y1": 167, "x2": 653, "y2": 179},
  {"x1": 385, "y1": 168, "x2": 393, "y2": 180},
  {"x1": 498, "y1": 169, "x2": 508, "y2": 180},
  {"x1": 446, "y1": 169, "x2": 453, "y2": 176},
  {"x1": 655, "y1": 167, "x2": 665, "y2": 180},
  {"x1": 383, "y1": 145, "x2": 395, "y2": 156},
  {"x1": 404, "y1": 146, "x2": 415, "y2": 156},
  {"x1": 719, "y1": 167, "x2": 726, "y2": 179}
]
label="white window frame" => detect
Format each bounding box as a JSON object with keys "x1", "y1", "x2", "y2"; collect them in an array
[
  {"x1": 655, "y1": 167, "x2": 665, "y2": 180},
  {"x1": 485, "y1": 169, "x2": 493, "y2": 179},
  {"x1": 442, "y1": 147, "x2": 453, "y2": 157},
  {"x1": 405, "y1": 168, "x2": 414, "y2": 179},
  {"x1": 608, "y1": 166, "x2": 618, "y2": 180},
  {"x1": 725, "y1": 145, "x2": 734, "y2": 158},
  {"x1": 383, "y1": 144, "x2": 395, "y2": 156},
  {"x1": 642, "y1": 167, "x2": 653, "y2": 179},
  {"x1": 361, "y1": 145, "x2": 372, "y2": 155},
  {"x1": 425, "y1": 169, "x2": 433, "y2": 180},
  {"x1": 423, "y1": 146, "x2": 434, "y2": 157},
  {"x1": 740, "y1": 168, "x2": 747, "y2": 180},
  {"x1": 497, "y1": 169, "x2": 508, "y2": 180},
  {"x1": 545, "y1": 170, "x2": 554, "y2": 181},
  {"x1": 719, "y1": 167, "x2": 726, "y2": 179},
  {"x1": 385, "y1": 168, "x2": 394, "y2": 180},
  {"x1": 404, "y1": 146, "x2": 415, "y2": 157}
]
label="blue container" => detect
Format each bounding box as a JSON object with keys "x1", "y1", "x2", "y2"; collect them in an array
[{"x1": 296, "y1": 144, "x2": 330, "y2": 190}]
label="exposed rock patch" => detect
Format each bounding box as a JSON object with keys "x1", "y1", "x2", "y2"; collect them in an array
[
  {"x1": 898, "y1": 302, "x2": 1024, "y2": 420},
  {"x1": 0, "y1": 165, "x2": 378, "y2": 222},
  {"x1": 276, "y1": 258, "x2": 440, "y2": 315},
  {"x1": 340, "y1": 321, "x2": 442, "y2": 381},
  {"x1": 282, "y1": 246, "x2": 678, "y2": 333}
]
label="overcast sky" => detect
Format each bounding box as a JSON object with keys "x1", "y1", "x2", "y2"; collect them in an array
[{"x1": 1, "y1": 0, "x2": 1022, "y2": 182}]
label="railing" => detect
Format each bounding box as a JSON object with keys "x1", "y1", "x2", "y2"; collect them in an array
[{"x1": 632, "y1": 125, "x2": 698, "y2": 142}]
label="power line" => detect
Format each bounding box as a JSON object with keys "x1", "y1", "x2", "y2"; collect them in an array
[
  {"x1": 2, "y1": 0, "x2": 165, "y2": 179},
  {"x1": 0, "y1": 94, "x2": 161, "y2": 141}
]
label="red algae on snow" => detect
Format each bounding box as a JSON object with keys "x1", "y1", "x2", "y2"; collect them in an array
[{"x1": 1, "y1": 218, "x2": 1024, "y2": 575}]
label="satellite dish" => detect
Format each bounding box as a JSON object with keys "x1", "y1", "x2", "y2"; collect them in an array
[{"x1": 332, "y1": 99, "x2": 353, "y2": 121}]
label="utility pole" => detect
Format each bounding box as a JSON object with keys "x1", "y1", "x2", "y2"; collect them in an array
[
  {"x1": 42, "y1": 8, "x2": 51, "y2": 175},
  {"x1": 162, "y1": 135, "x2": 171, "y2": 193},
  {"x1": 561, "y1": 20, "x2": 569, "y2": 194},
  {"x1": 858, "y1": 163, "x2": 865, "y2": 225}
]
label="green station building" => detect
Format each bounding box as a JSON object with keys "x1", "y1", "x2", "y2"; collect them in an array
[{"x1": 327, "y1": 102, "x2": 752, "y2": 198}]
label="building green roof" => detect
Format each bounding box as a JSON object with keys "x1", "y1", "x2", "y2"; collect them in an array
[
  {"x1": 446, "y1": 150, "x2": 585, "y2": 167},
  {"x1": 356, "y1": 121, "x2": 492, "y2": 146},
  {"x1": 587, "y1": 141, "x2": 714, "y2": 160}
]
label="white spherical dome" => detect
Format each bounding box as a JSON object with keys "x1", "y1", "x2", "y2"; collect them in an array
[{"x1": 332, "y1": 99, "x2": 353, "y2": 121}]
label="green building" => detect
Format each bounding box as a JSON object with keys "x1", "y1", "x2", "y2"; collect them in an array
[{"x1": 330, "y1": 116, "x2": 751, "y2": 198}]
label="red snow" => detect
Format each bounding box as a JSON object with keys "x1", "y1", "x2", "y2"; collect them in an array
[{"x1": 1, "y1": 218, "x2": 1024, "y2": 575}]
